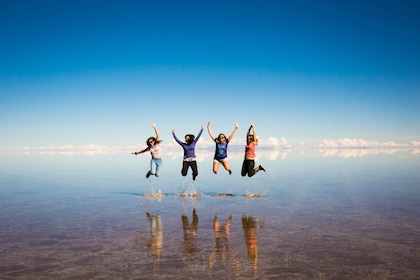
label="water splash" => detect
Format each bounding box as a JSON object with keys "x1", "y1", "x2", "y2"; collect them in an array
[
  {"x1": 244, "y1": 190, "x2": 267, "y2": 198},
  {"x1": 142, "y1": 189, "x2": 165, "y2": 200},
  {"x1": 142, "y1": 182, "x2": 165, "y2": 200},
  {"x1": 177, "y1": 181, "x2": 203, "y2": 198}
]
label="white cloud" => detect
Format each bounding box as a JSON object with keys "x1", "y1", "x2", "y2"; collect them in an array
[
  {"x1": 320, "y1": 148, "x2": 399, "y2": 158},
  {"x1": 317, "y1": 138, "x2": 420, "y2": 158},
  {"x1": 319, "y1": 138, "x2": 405, "y2": 148},
  {"x1": 2, "y1": 136, "x2": 419, "y2": 158},
  {"x1": 410, "y1": 141, "x2": 420, "y2": 146}
]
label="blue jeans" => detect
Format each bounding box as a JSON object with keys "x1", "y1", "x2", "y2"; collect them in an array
[{"x1": 150, "y1": 158, "x2": 162, "y2": 177}]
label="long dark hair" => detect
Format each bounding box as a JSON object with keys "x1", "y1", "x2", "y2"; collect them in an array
[
  {"x1": 185, "y1": 134, "x2": 195, "y2": 145},
  {"x1": 146, "y1": 137, "x2": 162, "y2": 147},
  {"x1": 216, "y1": 133, "x2": 226, "y2": 143}
]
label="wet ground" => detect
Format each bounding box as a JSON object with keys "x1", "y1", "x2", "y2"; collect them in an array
[{"x1": 0, "y1": 151, "x2": 419, "y2": 279}]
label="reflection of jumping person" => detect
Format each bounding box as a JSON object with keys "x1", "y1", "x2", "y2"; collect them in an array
[
  {"x1": 209, "y1": 214, "x2": 239, "y2": 274},
  {"x1": 182, "y1": 208, "x2": 199, "y2": 258},
  {"x1": 242, "y1": 215, "x2": 258, "y2": 274},
  {"x1": 146, "y1": 212, "x2": 163, "y2": 269},
  {"x1": 172, "y1": 125, "x2": 204, "y2": 180},
  {"x1": 207, "y1": 122, "x2": 239, "y2": 174},
  {"x1": 131, "y1": 123, "x2": 162, "y2": 178},
  {"x1": 241, "y1": 123, "x2": 266, "y2": 177}
]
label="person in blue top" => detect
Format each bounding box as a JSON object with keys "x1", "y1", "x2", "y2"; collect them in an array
[
  {"x1": 172, "y1": 125, "x2": 204, "y2": 180},
  {"x1": 207, "y1": 122, "x2": 239, "y2": 175}
]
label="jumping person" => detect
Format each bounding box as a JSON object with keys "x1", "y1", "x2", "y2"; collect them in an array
[
  {"x1": 172, "y1": 125, "x2": 204, "y2": 180},
  {"x1": 241, "y1": 123, "x2": 266, "y2": 177},
  {"x1": 207, "y1": 122, "x2": 238, "y2": 174},
  {"x1": 132, "y1": 123, "x2": 162, "y2": 178}
]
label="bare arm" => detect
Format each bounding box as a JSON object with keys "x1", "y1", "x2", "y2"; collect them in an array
[
  {"x1": 131, "y1": 147, "x2": 149, "y2": 155},
  {"x1": 152, "y1": 123, "x2": 160, "y2": 142},
  {"x1": 250, "y1": 123, "x2": 258, "y2": 144},
  {"x1": 207, "y1": 122, "x2": 216, "y2": 141},
  {"x1": 227, "y1": 122, "x2": 239, "y2": 142}
]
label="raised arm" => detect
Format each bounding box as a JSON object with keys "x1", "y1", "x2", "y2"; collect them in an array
[
  {"x1": 250, "y1": 123, "x2": 258, "y2": 144},
  {"x1": 227, "y1": 122, "x2": 239, "y2": 142},
  {"x1": 152, "y1": 123, "x2": 160, "y2": 142},
  {"x1": 207, "y1": 122, "x2": 216, "y2": 141},
  {"x1": 195, "y1": 125, "x2": 204, "y2": 142},
  {"x1": 172, "y1": 129, "x2": 183, "y2": 145}
]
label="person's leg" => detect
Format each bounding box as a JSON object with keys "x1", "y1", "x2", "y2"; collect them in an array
[
  {"x1": 241, "y1": 160, "x2": 247, "y2": 176},
  {"x1": 213, "y1": 160, "x2": 220, "y2": 174},
  {"x1": 154, "y1": 158, "x2": 162, "y2": 177},
  {"x1": 247, "y1": 159, "x2": 256, "y2": 177},
  {"x1": 181, "y1": 161, "x2": 189, "y2": 176},
  {"x1": 147, "y1": 159, "x2": 153, "y2": 178},
  {"x1": 221, "y1": 160, "x2": 232, "y2": 175},
  {"x1": 191, "y1": 161, "x2": 198, "y2": 180}
]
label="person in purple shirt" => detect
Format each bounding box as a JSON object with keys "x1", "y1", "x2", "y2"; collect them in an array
[{"x1": 172, "y1": 125, "x2": 204, "y2": 180}]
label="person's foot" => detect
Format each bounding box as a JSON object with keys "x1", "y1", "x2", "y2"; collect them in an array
[
  {"x1": 146, "y1": 171, "x2": 152, "y2": 178},
  {"x1": 259, "y1": 165, "x2": 266, "y2": 172},
  {"x1": 228, "y1": 170, "x2": 232, "y2": 175}
]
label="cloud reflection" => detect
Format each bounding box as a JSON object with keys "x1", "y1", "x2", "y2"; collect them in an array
[{"x1": 2, "y1": 136, "x2": 419, "y2": 158}]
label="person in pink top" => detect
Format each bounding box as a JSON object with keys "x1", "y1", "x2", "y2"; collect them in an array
[
  {"x1": 241, "y1": 123, "x2": 266, "y2": 177},
  {"x1": 132, "y1": 123, "x2": 163, "y2": 178}
]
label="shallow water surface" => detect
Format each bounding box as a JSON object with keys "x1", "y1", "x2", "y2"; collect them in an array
[{"x1": 0, "y1": 150, "x2": 419, "y2": 279}]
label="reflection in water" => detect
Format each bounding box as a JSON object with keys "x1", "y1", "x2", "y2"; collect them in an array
[
  {"x1": 242, "y1": 215, "x2": 258, "y2": 274},
  {"x1": 209, "y1": 214, "x2": 239, "y2": 275},
  {"x1": 146, "y1": 212, "x2": 163, "y2": 269},
  {"x1": 182, "y1": 208, "x2": 199, "y2": 259}
]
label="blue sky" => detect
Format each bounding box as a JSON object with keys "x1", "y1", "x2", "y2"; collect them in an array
[{"x1": 1, "y1": 0, "x2": 419, "y2": 150}]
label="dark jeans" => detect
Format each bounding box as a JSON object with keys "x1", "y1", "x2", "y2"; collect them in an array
[
  {"x1": 241, "y1": 159, "x2": 256, "y2": 177},
  {"x1": 182, "y1": 161, "x2": 198, "y2": 180}
]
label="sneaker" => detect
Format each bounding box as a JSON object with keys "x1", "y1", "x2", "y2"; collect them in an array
[
  {"x1": 259, "y1": 165, "x2": 266, "y2": 172},
  {"x1": 146, "y1": 171, "x2": 152, "y2": 178},
  {"x1": 228, "y1": 170, "x2": 232, "y2": 175}
]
